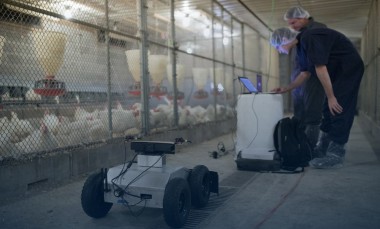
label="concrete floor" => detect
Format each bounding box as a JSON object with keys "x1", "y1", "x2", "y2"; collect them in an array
[{"x1": 0, "y1": 118, "x2": 379, "y2": 229}]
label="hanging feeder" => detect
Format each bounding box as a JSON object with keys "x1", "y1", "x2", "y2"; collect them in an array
[
  {"x1": 167, "y1": 91, "x2": 185, "y2": 100},
  {"x1": 193, "y1": 90, "x2": 209, "y2": 99},
  {"x1": 128, "y1": 81, "x2": 142, "y2": 97},
  {"x1": 149, "y1": 54, "x2": 168, "y2": 98},
  {"x1": 34, "y1": 76, "x2": 66, "y2": 96},
  {"x1": 32, "y1": 31, "x2": 67, "y2": 97},
  {"x1": 166, "y1": 64, "x2": 185, "y2": 100},
  {"x1": 126, "y1": 49, "x2": 144, "y2": 96},
  {"x1": 150, "y1": 85, "x2": 168, "y2": 97},
  {"x1": 192, "y1": 68, "x2": 209, "y2": 99}
]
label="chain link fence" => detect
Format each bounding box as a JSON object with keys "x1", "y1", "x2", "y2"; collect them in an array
[{"x1": 0, "y1": 0, "x2": 277, "y2": 163}]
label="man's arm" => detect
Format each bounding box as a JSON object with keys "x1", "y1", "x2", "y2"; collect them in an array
[
  {"x1": 271, "y1": 71, "x2": 310, "y2": 93},
  {"x1": 315, "y1": 65, "x2": 343, "y2": 115}
]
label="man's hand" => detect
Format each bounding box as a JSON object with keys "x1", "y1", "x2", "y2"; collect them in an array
[
  {"x1": 271, "y1": 72, "x2": 310, "y2": 94},
  {"x1": 271, "y1": 87, "x2": 288, "y2": 93},
  {"x1": 327, "y1": 96, "x2": 343, "y2": 115},
  {"x1": 314, "y1": 65, "x2": 342, "y2": 115}
]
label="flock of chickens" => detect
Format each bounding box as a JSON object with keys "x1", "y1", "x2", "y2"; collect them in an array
[{"x1": 0, "y1": 101, "x2": 235, "y2": 160}]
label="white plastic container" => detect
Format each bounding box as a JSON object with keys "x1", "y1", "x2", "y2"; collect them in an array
[{"x1": 235, "y1": 94, "x2": 283, "y2": 161}]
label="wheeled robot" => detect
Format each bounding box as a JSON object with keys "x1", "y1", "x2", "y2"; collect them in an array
[{"x1": 81, "y1": 138, "x2": 219, "y2": 228}]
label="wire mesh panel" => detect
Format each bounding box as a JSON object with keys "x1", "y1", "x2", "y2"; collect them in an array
[
  {"x1": 0, "y1": 0, "x2": 275, "y2": 163},
  {"x1": 232, "y1": 19, "x2": 243, "y2": 69},
  {"x1": 234, "y1": 68, "x2": 245, "y2": 94},
  {"x1": 221, "y1": 11, "x2": 233, "y2": 66},
  {"x1": 146, "y1": 0, "x2": 171, "y2": 46},
  {"x1": 243, "y1": 26, "x2": 261, "y2": 74},
  {"x1": 0, "y1": 1, "x2": 140, "y2": 162},
  {"x1": 212, "y1": 3, "x2": 226, "y2": 63},
  {"x1": 174, "y1": 1, "x2": 213, "y2": 59}
]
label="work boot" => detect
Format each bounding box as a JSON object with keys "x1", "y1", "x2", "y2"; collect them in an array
[
  {"x1": 312, "y1": 131, "x2": 330, "y2": 158},
  {"x1": 309, "y1": 141, "x2": 346, "y2": 169},
  {"x1": 305, "y1": 124, "x2": 320, "y2": 149}
]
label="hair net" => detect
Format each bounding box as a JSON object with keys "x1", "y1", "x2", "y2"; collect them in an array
[
  {"x1": 270, "y1": 28, "x2": 298, "y2": 47},
  {"x1": 284, "y1": 6, "x2": 310, "y2": 20}
]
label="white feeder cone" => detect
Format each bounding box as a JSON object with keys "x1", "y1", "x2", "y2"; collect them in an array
[
  {"x1": 166, "y1": 64, "x2": 185, "y2": 90},
  {"x1": 209, "y1": 67, "x2": 224, "y2": 85},
  {"x1": 0, "y1": 36, "x2": 5, "y2": 64},
  {"x1": 149, "y1": 55, "x2": 168, "y2": 86},
  {"x1": 125, "y1": 49, "x2": 141, "y2": 82},
  {"x1": 192, "y1": 68, "x2": 208, "y2": 90},
  {"x1": 32, "y1": 31, "x2": 67, "y2": 77}
]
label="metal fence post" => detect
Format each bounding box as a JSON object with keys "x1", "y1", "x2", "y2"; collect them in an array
[{"x1": 138, "y1": 0, "x2": 150, "y2": 135}]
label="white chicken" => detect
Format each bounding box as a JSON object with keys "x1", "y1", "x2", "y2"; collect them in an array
[
  {"x1": 87, "y1": 118, "x2": 109, "y2": 141},
  {"x1": 42, "y1": 110, "x2": 59, "y2": 133},
  {"x1": 75, "y1": 94, "x2": 80, "y2": 104},
  {"x1": 178, "y1": 107, "x2": 198, "y2": 127},
  {"x1": 0, "y1": 116, "x2": 8, "y2": 128},
  {"x1": 99, "y1": 102, "x2": 137, "y2": 134},
  {"x1": 205, "y1": 104, "x2": 216, "y2": 122},
  {"x1": 131, "y1": 102, "x2": 142, "y2": 111},
  {"x1": 54, "y1": 118, "x2": 90, "y2": 147},
  {"x1": 74, "y1": 106, "x2": 99, "y2": 121},
  {"x1": 54, "y1": 96, "x2": 60, "y2": 104},
  {"x1": 15, "y1": 122, "x2": 58, "y2": 154},
  {"x1": 154, "y1": 103, "x2": 174, "y2": 127},
  {"x1": 25, "y1": 88, "x2": 41, "y2": 101},
  {"x1": 10, "y1": 111, "x2": 34, "y2": 141},
  {"x1": 0, "y1": 128, "x2": 18, "y2": 159},
  {"x1": 0, "y1": 117, "x2": 16, "y2": 158},
  {"x1": 185, "y1": 105, "x2": 208, "y2": 124},
  {"x1": 205, "y1": 104, "x2": 231, "y2": 121},
  {"x1": 225, "y1": 105, "x2": 236, "y2": 119},
  {"x1": 150, "y1": 107, "x2": 168, "y2": 128},
  {"x1": 130, "y1": 102, "x2": 142, "y2": 128},
  {"x1": 1, "y1": 91, "x2": 10, "y2": 100},
  {"x1": 216, "y1": 104, "x2": 227, "y2": 120},
  {"x1": 132, "y1": 103, "x2": 169, "y2": 129}
]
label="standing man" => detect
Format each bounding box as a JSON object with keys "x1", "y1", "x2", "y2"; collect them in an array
[
  {"x1": 284, "y1": 6, "x2": 327, "y2": 151},
  {"x1": 270, "y1": 27, "x2": 364, "y2": 169}
]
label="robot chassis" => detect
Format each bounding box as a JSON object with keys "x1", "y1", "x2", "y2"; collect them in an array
[{"x1": 81, "y1": 138, "x2": 219, "y2": 228}]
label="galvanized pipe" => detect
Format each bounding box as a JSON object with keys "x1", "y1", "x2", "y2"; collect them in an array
[
  {"x1": 105, "y1": 0, "x2": 113, "y2": 138},
  {"x1": 170, "y1": 0, "x2": 179, "y2": 127},
  {"x1": 138, "y1": 0, "x2": 150, "y2": 135}
]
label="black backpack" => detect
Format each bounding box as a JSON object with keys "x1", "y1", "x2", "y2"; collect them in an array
[{"x1": 273, "y1": 117, "x2": 312, "y2": 172}]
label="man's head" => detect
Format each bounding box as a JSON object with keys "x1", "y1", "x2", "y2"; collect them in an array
[
  {"x1": 284, "y1": 6, "x2": 310, "y2": 31},
  {"x1": 270, "y1": 27, "x2": 298, "y2": 54}
]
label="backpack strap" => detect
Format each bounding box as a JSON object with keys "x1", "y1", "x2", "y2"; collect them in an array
[{"x1": 273, "y1": 119, "x2": 281, "y2": 153}]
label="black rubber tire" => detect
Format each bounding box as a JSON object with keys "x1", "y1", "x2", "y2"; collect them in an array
[
  {"x1": 81, "y1": 172, "x2": 113, "y2": 218},
  {"x1": 189, "y1": 165, "x2": 210, "y2": 208},
  {"x1": 163, "y1": 178, "x2": 191, "y2": 228}
]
